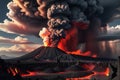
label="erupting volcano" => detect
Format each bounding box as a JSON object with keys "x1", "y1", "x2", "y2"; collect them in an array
[
  {"x1": 0, "y1": 0, "x2": 120, "y2": 80},
  {"x1": 38, "y1": 0, "x2": 103, "y2": 56}
]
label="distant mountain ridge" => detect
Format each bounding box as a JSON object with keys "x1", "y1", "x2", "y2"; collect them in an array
[{"x1": 0, "y1": 55, "x2": 14, "y2": 59}]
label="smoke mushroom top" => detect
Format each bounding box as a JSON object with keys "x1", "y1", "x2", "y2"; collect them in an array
[
  {"x1": 0, "y1": 0, "x2": 105, "y2": 52},
  {"x1": 37, "y1": 0, "x2": 104, "y2": 48}
]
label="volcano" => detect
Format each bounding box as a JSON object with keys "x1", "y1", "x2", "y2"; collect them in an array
[
  {"x1": 6, "y1": 46, "x2": 77, "y2": 62},
  {"x1": 1, "y1": 46, "x2": 117, "y2": 80},
  {"x1": 3, "y1": 46, "x2": 95, "y2": 79},
  {"x1": 6, "y1": 46, "x2": 116, "y2": 63}
]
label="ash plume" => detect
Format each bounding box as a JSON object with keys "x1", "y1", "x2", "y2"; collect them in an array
[
  {"x1": 38, "y1": 0, "x2": 103, "y2": 47},
  {"x1": 0, "y1": 0, "x2": 103, "y2": 36}
]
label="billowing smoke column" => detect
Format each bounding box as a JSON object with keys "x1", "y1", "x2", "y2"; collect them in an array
[
  {"x1": 3, "y1": 0, "x2": 104, "y2": 53},
  {"x1": 38, "y1": 0, "x2": 104, "y2": 51}
]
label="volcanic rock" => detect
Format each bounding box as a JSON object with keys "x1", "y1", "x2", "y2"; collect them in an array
[
  {"x1": 5, "y1": 46, "x2": 117, "y2": 63},
  {"x1": 65, "y1": 64, "x2": 87, "y2": 71},
  {"x1": 6, "y1": 46, "x2": 77, "y2": 62},
  {"x1": 43, "y1": 68, "x2": 56, "y2": 73},
  {"x1": 33, "y1": 46, "x2": 78, "y2": 61}
]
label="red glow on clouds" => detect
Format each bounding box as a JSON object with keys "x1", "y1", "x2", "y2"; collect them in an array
[
  {"x1": 58, "y1": 22, "x2": 88, "y2": 52},
  {"x1": 58, "y1": 23, "x2": 79, "y2": 52},
  {"x1": 57, "y1": 22, "x2": 97, "y2": 57}
]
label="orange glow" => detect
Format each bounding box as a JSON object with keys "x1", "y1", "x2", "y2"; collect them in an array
[
  {"x1": 66, "y1": 72, "x2": 93, "y2": 80},
  {"x1": 21, "y1": 71, "x2": 37, "y2": 77},
  {"x1": 66, "y1": 67, "x2": 110, "y2": 80},
  {"x1": 58, "y1": 24, "x2": 79, "y2": 52},
  {"x1": 94, "y1": 67, "x2": 110, "y2": 76},
  {"x1": 66, "y1": 50, "x2": 81, "y2": 55},
  {"x1": 7, "y1": 67, "x2": 20, "y2": 76},
  {"x1": 9, "y1": 67, "x2": 17, "y2": 76},
  {"x1": 20, "y1": 67, "x2": 109, "y2": 79},
  {"x1": 43, "y1": 38, "x2": 51, "y2": 47},
  {"x1": 106, "y1": 68, "x2": 110, "y2": 76},
  {"x1": 39, "y1": 28, "x2": 51, "y2": 46},
  {"x1": 92, "y1": 54, "x2": 97, "y2": 58},
  {"x1": 82, "y1": 64, "x2": 95, "y2": 71},
  {"x1": 15, "y1": 68, "x2": 18, "y2": 73},
  {"x1": 26, "y1": 71, "x2": 36, "y2": 76},
  {"x1": 66, "y1": 50, "x2": 97, "y2": 58},
  {"x1": 105, "y1": 68, "x2": 110, "y2": 76},
  {"x1": 58, "y1": 22, "x2": 88, "y2": 52},
  {"x1": 57, "y1": 22, "x2": 96, "y2": 57}
]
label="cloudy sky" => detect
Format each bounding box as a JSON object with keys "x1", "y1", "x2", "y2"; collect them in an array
[
  {"x1": 0, "y1": 0, "x2": 42, "y2": 57},
  {"x1": 0, "y1": 0, "x2": 120, "y2": 58}
]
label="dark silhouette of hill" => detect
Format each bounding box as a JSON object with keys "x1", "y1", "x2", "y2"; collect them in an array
[
  {"x1": 5, "y1": 46, "x2": 117, "y2": 63},
  {"x1": 5, "y1": 46, "x2": 77, "y2": 62}
]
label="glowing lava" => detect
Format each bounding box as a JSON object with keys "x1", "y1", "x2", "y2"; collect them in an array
[
  {"x1": 66, "y1": 67, "x2": 110, "y2": 80},
  {"x1": 58, "y1": 24, "x2": 79, "y2": 52},
  {"x1": 94, "y1": 67, "x2": 110, "y2": 77},
  {"x1": 58, "y1": 22, "x2": 88, "y2": 52}
]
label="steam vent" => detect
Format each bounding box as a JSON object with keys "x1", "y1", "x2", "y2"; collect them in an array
[{"x1": 0, "y1": 0, "x2": 120, "y2": 80}]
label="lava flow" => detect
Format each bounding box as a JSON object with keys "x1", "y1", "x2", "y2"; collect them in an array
[
  {"x1": 20, "y1": 65, "x2": 110, "y2": 80},
  {"x1": 66, "y1": 67, "x2": 110, "y2": 80}
]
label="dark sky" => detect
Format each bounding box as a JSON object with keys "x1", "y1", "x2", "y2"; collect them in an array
[
  {"x1": 0, "y1": 0, "x2": 17, "y2": 38},
  {"x1": 0, "y1": 0, "x2": 120, "y2": 25},
  {"x1": 0, "y1": 0, "x2": 11, "y2": 22},
  {"x1": 109, "y1": 19, "x2": 120, "y2": 26}
]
